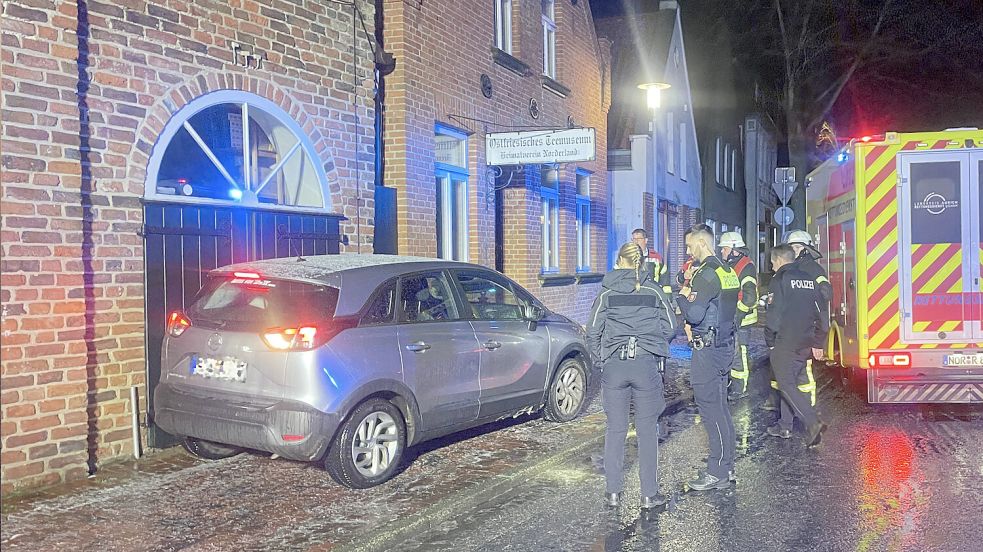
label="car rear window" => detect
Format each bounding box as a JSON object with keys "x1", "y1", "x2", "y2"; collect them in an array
[{"x1": 188, "y1": 274, "x2": 339, "y2": 330}]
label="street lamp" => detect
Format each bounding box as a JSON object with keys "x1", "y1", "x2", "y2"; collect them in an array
[{"x1": 637, "y1": 82, "x2": 671, "y2": 110}]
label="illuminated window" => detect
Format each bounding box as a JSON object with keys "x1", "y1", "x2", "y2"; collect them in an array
[
  {"x1": 151, "y1": 91, "x2": 327, "y2": 208},
  {"x1": 435, "y1": 124, "x2": 469, "y2": 262},
  {"x1": 541, "y1": 166, "x2": 560, "y2": 272},
  {"x1": 576, "y1": 169, "x2": 591, "y2": 272}
]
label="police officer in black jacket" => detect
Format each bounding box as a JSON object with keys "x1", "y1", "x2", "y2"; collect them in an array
[
  {"x1": 587, "y1": 242, "x2": 677, "y2": 509},
  {"x1": 677, "y1": 225, "x2": 739, "y2": 491},
  {"x1": 765, "y1": 245, "x2": 828, "y2": 446}
]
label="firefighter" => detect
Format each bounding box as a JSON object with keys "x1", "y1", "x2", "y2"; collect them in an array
[
  {"x1": 719, "y1": 232, "x2": 758, "y2": 399},
  {"x1": 677, "y1": 225, "x2": 739, "y2": 490},
  {"x1": 588, "y1": 242, "x2": 677, "y2": 509},
  {"x1": 764, "y1": 245, "x2": 828, "y2": 446},
  {"x1": 631, "y1": 228, "x2": 671, "y2": 291}
]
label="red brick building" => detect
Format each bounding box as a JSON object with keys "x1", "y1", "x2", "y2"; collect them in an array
[
  {"x1": 0, "y1": 0, "x2": 376, "y2": 493},
  {"x1": 0, "y1": 0, "x2": 611, "y2": 494},
  {"x1": 380, "y1": 0, "x2": 612, "y2": 323}
]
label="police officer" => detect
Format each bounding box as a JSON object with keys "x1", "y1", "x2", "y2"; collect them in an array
[
  {"x1": 677, "y1": 225, "x2": 739, "y2": 490},
  {"x1": 762, "y1": 230, "x2": 833, "y2": 412},
  {"x1": 719, "y1": 232, "x2": 758, "y2": 399},
  {"x1": 588, "y1": 242, "x2": 677, "y2": 509},
  {"x1": 764, "y1": 245, "x2": 828, "y2": 446},
  {"x1": 631, "y1": 228, "x2": 671, "y2": 291}
]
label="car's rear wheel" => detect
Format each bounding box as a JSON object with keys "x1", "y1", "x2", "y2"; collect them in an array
[
  {"x1": 543, "y1": 358, "x2": 587, "y2": 422},
  {"x1": 324, "y1": 398, "x2": 406, "y2": 489},
  {"x1": 181, "y1": 437, "x2": 242, "y2": 460}
]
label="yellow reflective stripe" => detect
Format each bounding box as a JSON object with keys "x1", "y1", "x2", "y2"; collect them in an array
[
  {"x1": 816, "y1": 275, "x2": 830, "y2": 285},
  {"x1": 662, "y1": 285, "x2": 672, "y2": 293},
  {"x1": 740, "y1": 276, "x2": 757, "y2": 286},
  {"x1": 741, "y1": 311, "x2": 758, "y2": 326},
  {"x1": 770, "y1": 380, "x2": 779, "y2": 389},
  {"x1": 715, "y1": 266, "x2": 740, "y2": 289},
  {"x1": 797, "y1": 360, "x2": 817, "y2": 406},
  {"x1": 737, "y1": 302, "x2": 751, "y2": 312},
  {"x1": 729, "y1": 345, "x2": 750, "y2": 392}
]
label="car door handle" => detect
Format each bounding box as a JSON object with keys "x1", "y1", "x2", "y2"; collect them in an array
[
  {"x1": 405, "y1": 342, "x2": 431, "y2": 353},
  {"x1": 482, "y1": 341, "x2": 502, "y2": 350}
]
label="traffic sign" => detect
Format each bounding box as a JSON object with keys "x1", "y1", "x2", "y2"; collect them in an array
[
  {"x1": 771, "y1": 181, "x2": 798, "y2": 204},
  {"x1": 775, "y1": 167, "x2": 795, "y2": 183},
  {"x1": 774, "y1": 206, "x2": 795, "y2": 226}
]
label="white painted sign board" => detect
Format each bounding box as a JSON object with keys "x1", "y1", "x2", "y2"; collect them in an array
[{"x1": 486, "y1": 128, "x2": 596, "y2": 166}]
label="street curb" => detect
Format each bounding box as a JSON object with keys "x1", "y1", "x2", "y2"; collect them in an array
[{"x1": 335, "y1": 397, "x2": 690, "y2": 552}]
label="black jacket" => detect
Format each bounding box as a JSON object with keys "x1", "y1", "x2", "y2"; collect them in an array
[
  {"x1": 765, "y1": 263, "x2": 830, "y2": 350},
  {"x1": 677, "y1": 255, "x2": 740, "y2": 338},
  {"x1": 587, "y1": 269, "x2": 677, "y2": 363},
  {"x1": 792, "y1": 248, "x2": 832, "y2": 347}
]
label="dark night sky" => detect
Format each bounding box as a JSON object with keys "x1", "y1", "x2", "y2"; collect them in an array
[{"x1": 590, "y1": 0, "x2": 983, "y2": 139}]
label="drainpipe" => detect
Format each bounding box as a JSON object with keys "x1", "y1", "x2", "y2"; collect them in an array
[{"x1": 130, "y1": 386, "x2": 142, "y2": 459}]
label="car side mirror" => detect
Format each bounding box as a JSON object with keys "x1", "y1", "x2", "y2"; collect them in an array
[{"x1": 524, "y1": 304, "x2": 545, "y2": 330}]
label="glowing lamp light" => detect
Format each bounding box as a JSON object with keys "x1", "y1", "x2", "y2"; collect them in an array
[
  {"x1": 861, "y1": 136, "x2": 873, "y2": 142},
  {"x1": 836, "y1": 151, "x2": 850, "y2": 164},
  {"x1": 637, "y1": 82, "x2": 671, "y2": 110},
  {"x1": 229, "y1": 188, "x2": 243, "y2": 200}
]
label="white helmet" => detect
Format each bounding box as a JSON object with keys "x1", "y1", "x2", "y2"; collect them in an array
[
  {"x1": 784, "y1": 230, "x2": 814, "y2": 246},
  {"x1": 719, "y1": 231, "x2": 746, "y2": 248}
]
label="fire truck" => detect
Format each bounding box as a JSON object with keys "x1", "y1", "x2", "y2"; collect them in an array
[{"x1": 805, "y1": 128, "x2": 983, "y2": 403}]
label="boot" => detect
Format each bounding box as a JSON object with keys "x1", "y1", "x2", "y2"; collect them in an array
[
  {"x1": 766, "y1": 424, "x2": 792, "y2": 439},
  {"x1": 604, "y1": 492, "x2": 621, "y2": 508},
  {"x1": 641, "y1": 494, "x2": 668, "y2": 509},
  {"x1": 687, "y1": 472, "x2": 732, "y2": 491},
  {"x1": 805, "y1": 422, "x2": 827, "y2": 447}
]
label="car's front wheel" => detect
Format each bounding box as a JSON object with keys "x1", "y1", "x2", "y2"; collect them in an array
[
  {"x1": 181, "y1": 437, "x2": 242, "y2": 460},
  {"x1": 543, "y1": 358, "x2": 587, "y2": 422},
  {"x1": 324, "y1": 398, "x2": 407, "y2": 489}
]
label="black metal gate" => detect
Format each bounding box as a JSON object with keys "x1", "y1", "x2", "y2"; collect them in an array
[{"x1": 142, "y1": 200, "x2": 343, "y2": 448}]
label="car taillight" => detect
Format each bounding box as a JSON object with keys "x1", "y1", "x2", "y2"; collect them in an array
[
  {"x1": 262, "y1": 325, "x2": 327, "y2": 351},
  {"x1": 167, "y1": 311, "x2": 192, "y2": 337},
  {"x1": 867, "y1": 352, "x2": 911, "y2": 368}
]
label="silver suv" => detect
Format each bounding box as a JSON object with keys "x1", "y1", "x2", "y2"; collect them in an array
[{"x1": 153, "y1": 254, "x2": 590, "y2": 488}]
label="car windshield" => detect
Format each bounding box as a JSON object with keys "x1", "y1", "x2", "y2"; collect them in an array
[{"x1": 188, "y1": 274, "x2": 339, "y2": 330}]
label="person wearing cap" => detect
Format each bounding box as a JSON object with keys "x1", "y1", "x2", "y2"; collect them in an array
[
  {"x1": 719, "y1": 231, "x2": 758, "y2": 399},
  {"x1": 631, "y1": 228, "x2": 671, "y2": 292}
]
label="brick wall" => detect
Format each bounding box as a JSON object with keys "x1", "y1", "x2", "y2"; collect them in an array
[
  {"x1": 382, "y1": 0, "x2": 612, "y2": 324},
  {"x1": 0, "y1": 0, "x2": 374, "y2": 494}
]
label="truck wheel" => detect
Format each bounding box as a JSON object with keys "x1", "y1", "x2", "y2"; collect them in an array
[
  {"x1": 544, "y1": 358, "x2": 587, "y2": 422},
  {"x1": 181, "y1": 437, "x2": 242, "y2": 460},
  {"x1": 324, "y1": 398, "x2": 406, "y2": 489}
]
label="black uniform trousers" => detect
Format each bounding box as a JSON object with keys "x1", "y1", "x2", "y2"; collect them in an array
[
  {"x1": 769, "y1": 344, "x2": 820, "y2": 429},
  {"x1": 691, "y1": 341, "x2": 736, "y2": 480},
  {"x1": 601, "y1": 353, "x2": 666, "y2": 498}
]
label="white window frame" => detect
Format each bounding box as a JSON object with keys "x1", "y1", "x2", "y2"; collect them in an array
[
  {"x1": 575, "y1": 169, "x2": 591, "y2": 272},
  {"x1": 145, "y1": 90, "x2": 331, "y2": 211},
  {"x1": 730, "y1": 148, "x2": 737, "y2": 190},
  {"x1": 679, "y1": 121, "x2": 687, "y2": 181},
  {"x1": 435, "y1": 124, "x2": 469, "y2": 262},
  {"x1": 494, "y1": 0, "x2": 512, "y2": 54},
  {"x1": 724, "y1": 144, "x2": 731, "y2": 188},
  {"x1": 541, "y1": 166, "x2": 560, "y2": 272},
  {"x1": 542, "y1": 0, "x2": 557, "y2": 79},
  {"x1": 715, "y1": 137, "x2": 722, "y2": 184},
  {"x1": 667, "y1": 111, "x2": 675, "y2": 175}
]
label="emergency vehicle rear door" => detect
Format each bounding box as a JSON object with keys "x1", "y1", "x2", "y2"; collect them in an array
[
  {"x1": 897, "y1": 150, "x2": 975, "y2": 343},
  {"x1": 972, "y1": 151, "x2": 983, "y2": 339}
]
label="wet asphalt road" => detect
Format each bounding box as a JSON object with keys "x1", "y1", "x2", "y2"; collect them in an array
[{"x1": 2, "y1": 338, "x2": 981, "y2": 552}]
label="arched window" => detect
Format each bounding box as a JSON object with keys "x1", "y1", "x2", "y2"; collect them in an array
[{"x1": 146, "y1": 90, "x2": 330, "y2": 210}]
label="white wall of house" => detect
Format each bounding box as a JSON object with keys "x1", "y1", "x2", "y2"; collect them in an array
[{"x1": 607, "y1": 135, "x2": 651, "y2": 269}]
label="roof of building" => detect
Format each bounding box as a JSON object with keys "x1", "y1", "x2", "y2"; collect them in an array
[{"x1": 596, "y1": 8, "x2": 678, "y2": 150}]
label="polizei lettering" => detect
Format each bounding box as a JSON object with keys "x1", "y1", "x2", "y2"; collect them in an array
[{"x1": 790, "y1": 279, "x2": 815, "y2": 290}]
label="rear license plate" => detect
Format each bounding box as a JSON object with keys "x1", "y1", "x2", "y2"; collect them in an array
[
  {"x1": 943, "y1": 353, "x2": 983, "y2": 367},
  {"x1": 193, "y1": 356, "x2": 247, "y2": 382}
]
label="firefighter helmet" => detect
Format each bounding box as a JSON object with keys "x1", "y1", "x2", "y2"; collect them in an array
[
  {"x1": 719, "y1": 232, "x2": 746, "y2": 248},
  {"x1": 784, "y1": 230, "x2": 814, "y2": 246}
]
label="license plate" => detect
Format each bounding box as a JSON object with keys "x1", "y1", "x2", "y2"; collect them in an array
[
  {"x1": 193, "y1": 356, "x2": 247, "y2": 382},
  {"x1": 943, "y1": 353, "x2": 983, "y2": 367}
]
